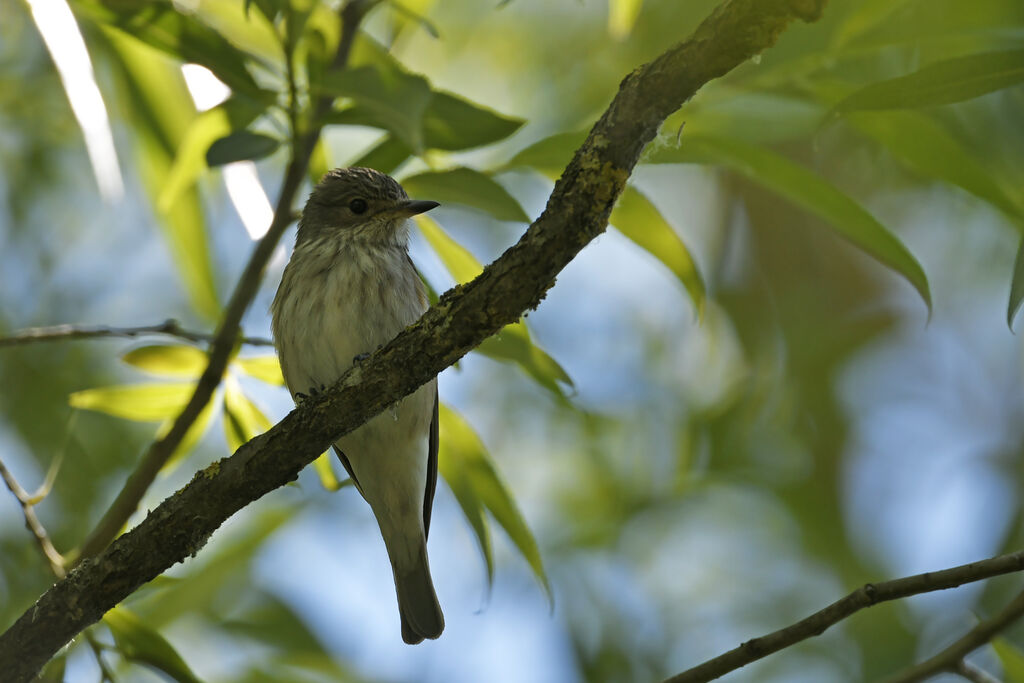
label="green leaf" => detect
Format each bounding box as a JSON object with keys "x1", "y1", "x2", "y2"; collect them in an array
[
  {"x1": 415, "y1": 214, "x2": 482, "y2": 283},
  {"x1": 667, "y1": 91, "x2": 825, "y2": 145},
  {"x1": 122, "y1": 345, "x2": 208, "y2": 377},
  {"x1": 159, "y1": 96, "x2": 264, "y2": 212},
  {"x1": 348, "y1": 135, "x2": 411, "y2": 175},
  {"x1": 70, "y1": 383, "x2": 197, "y2": 422},
  {"x1": 160, "y1": 397, "x2": 217, "y2": 472},
  {"x1": 206, "y1": 131, "x2": 280, "y2": 166},
  {"x1": 505, "y1": 130, "x2": 587, "y2": 174},
  {"x1": 104, "y1": 607, "x2": 202, "y2": 683},
  {"x1": 320, "y1": 65, "x2": 432, "y2": 152},
  {"x1": 833, "y1": 49, "x2": 1024, "y2": 113},
  {"x1": 994, "y1": 637, "x2": 1024, "y2": 683},
  {"x1": 401, "y1": 168, "x2": 529, "y2": 222},
  {"x1": 647, "y1": 134, "x2": 932, "y2": 312},
  {"x1": 223, "y1": 382, "x2": 273, "y2": 453},
  {"x1": 830, "y1": 0, "x2": 918, "y2": 48},
  {"x1": 422, "y1": 92, "x2": 523, "y2": 151},
  {"x1": 1009, "y1": 238, "x2": 1024, "y2": 331},
  {"x1": 78, "y1": 0, "x2": 267, "y2": 100},
  {"x1": 438, "y1": 404, "x2": 550, "y2": 598},
  {"x1": 106, "y1": 34, "x2": 220, "y2": 322},
  {"x1": 610, "y1": 186, "x2": 706, "y2": 319},
  {"x1": 312, "y1": 451, "x2": 346, "y2": 491},
  {"x1": 847, "y1": 110, "x2": 1024, "y2": 220},
  {"x1": 309, "y1": 137, "x2": 331, "y2": 187},
  {"x1": 234, "y1": 355, "x2": 286, "y2": 385},
  {"x1": 608, "y1": 0, "x2": 643, "y2": 39}
]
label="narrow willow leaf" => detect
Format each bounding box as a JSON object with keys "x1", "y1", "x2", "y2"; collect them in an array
[
  {"x1": 1009, "y1": 238, "x2": 1024, "y2": 331},
  {"x1": 309, "y1": 137, "x2": 331, "y2": 186},
  {"x1": 106, "y1": 34, "x2": 220, "y2": 322},
  {"x1": 349, "y1": 135, "x2": 411, "y2": 175},
  {"x1": 610, "y1": 186, "x2": 706, "y2": 319},
  {"x1": 993, "y1": 638, "x2": 1024, "y2": 683},
  {"x1": 122, "y1": 345, "x2": 208, "y2": 378},
  {"x1": 834, "y1": 49, "x2": 1024, "y2": 113},
  {"x1": 159, "y1": 96, "x2": 263, "y2": 212},
  {"x1": 402, "y1": 168, "x2": 529, "y2": 222},
  {"x1": 104, "y1": 607, "x2": 202, "y2": 683},
  {"x1": 223, "y1": 382, "x2": 273, "y2": 453},
  {"x1": 160, "y1": 398, "x2": 217, "y2": 472},
  {"x1": 504, "y1": 130, "x2": 587, "y2": 173},
  {"x1": 235, "y1": 355, "x2": 286, "y2": 385},
  {"x1": 608, "y1": 0, "x2": 643, "y2": 39},
  {"x1": 422, "y1": 93, "x2": 523, "y2": 151},
  {"x1": 416, "y1": 215, "x2": 572, "y2": 396},
  {"x1": 647, "y1": 134, "x2": 932, "y2": 312},
  {"x1": 206, "y1": 131, "x2": 280, "y2": 166},
  {"x1": 312, "y1": 451, "x2": 345, "y2": 491},
  {"x1": 439, "y1": 404, "x2": 550, "y2": 598},
  {"x1": 831, "y1": 0, "x2": 917, "y2": 48},
  {"x1": 69, "y1": 383, "x2": 197, "y2": 422}
]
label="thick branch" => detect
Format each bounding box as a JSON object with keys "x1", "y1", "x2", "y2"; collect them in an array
[
  {"x1": 75, "y1": 0, "x2": 372, "y2": 562},
  {"x1": 0, "y1": 1, "x2": 824, "y2": 679},
  {"x1": 664, "y1": 551, "x2": 1024, "y2": 683},
  {"x1": 881, "y1": 587, "x2": 1024, "y2": 683},
  {"x1": 0, "y1": 319, "x2": 272, "y2": 348}
]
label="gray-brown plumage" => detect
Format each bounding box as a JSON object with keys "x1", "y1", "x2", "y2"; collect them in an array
[{"x1": 271, "y1": 167, "x2": 443, "y2": 644}]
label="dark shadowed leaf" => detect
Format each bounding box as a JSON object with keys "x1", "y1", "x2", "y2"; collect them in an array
[
  {"x1": 349, "y1": 135, "x2": 412, "y2": 174},
  {"x1": 833, "y1": 49, "x2": 1024, "y2": 113},
  {"x1": 646, "y1": 134, "x2": 932, "y2": 313},
  {"x1": 610, "y1": 186, "x2": 706, "y2": 319},
  {"x1": 105, "y1": 607, "x2": 202, "y2": 683},
  {"x1": 1009, "y1": 238, "x2": 1024, "y2": 331},
  {"x1": 122, "y1": 344, "x2": 208, "y2": 378},
  {"x1": 439, "y1": 404, "x2": 549, "y2": 597},
  {"x1": 422, "y1": 92, "x2": 523, "y2": 151},
  {"x1": 402, "y1": 168, "x2": 528, "y2": 222},
  {"x1": 206, "y1": 131, "x2": 280, "y2": 166}
]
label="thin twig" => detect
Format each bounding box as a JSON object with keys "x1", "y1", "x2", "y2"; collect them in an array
[
  {"x1": 880, "y1": 588, "x2": 1024, "y2": 683},
  {"x1": 0, "y1": 320, "x2": 272, "y2": 348},
  {"x1": 0, "y1": 457, "x2": 65, "y2": 578},
  {"x1": 74, "y1": 0, "x2": 373, "y2": 563},
  {"x1": 954, "y1": 660, "x2": 1001, "y2": 683},
  {"x1": 664, "y1": 552, "x2": 1024, "y2": 683}
]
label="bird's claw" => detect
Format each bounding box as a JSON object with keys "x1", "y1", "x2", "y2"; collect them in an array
[{"x1": 352, "y1": 352, "x2": 370, "y2": 364}]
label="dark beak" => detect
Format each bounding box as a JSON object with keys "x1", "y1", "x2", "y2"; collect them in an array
[{"x1": 397, "y1": 199, "x2": 440, "y2": 216}]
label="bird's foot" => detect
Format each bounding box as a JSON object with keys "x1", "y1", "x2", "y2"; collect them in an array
[{"x1": 352, "y1": 352, "x2": 371, "y2": 365}]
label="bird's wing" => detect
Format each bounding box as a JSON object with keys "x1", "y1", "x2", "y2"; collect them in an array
[{"x1": 424, "y1": 387, "x2": 439, "y2": 538}]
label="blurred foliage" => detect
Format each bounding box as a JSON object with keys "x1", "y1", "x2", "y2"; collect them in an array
[{"x1": 2, "y1": 0, "x2": 1024, "y2": 681}]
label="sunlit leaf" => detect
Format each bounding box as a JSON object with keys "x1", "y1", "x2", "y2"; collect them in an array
[
  {"x1": 312, "y1": 451, "x2": 346, "y2": 491},
  {"x1": 234, "y1": 355, "x2": 286, "y2": 385},
  {"x1": 834, "y1": 49, "x2": 1024, "y2": 113},
  {"x1": 646, "y1": 134, "x2": 932, "y2": 313},
  {"x1": 191, "y1": 0, "x2": 284, "y2": 66},
  {"x1": 608, "y1": 0, "x2": 643, "y2": 39},
  {"x1": 122, "y1": 345, "x2": 208, "y2": 378},
  {"x1": 401, "y1": 168, "x2": 529, "y2": 222},
  {"x1": 160, "y1": 397, "x2": 218, "y2": 472},
  {"x1": 106, "y1": 34, "x2": 220, "y2": 322},
  {"x1": 439, "y1": 404, "x2": 550, "y2": 598},
  {"x1": 104, "y1": 607, "x2": 202, "y2": 683},
  {"x1": 223, "y1": 382, "x2": 273, "y2": 453},
  {"x1": 69, "y1": 383, "x2": 197, "y2": 422},
  {"x1": 610, "y1": 186, "x2": 706, "y2": 319},
  {"x1": 504, "y1": 130, "x2": 586, "y2": 173},
  {"x1": 159, "y1": 96, "x2": 264, "y2": 212},
  {"x1": 206, "y1": 131, "x2": 280, "y2": 166},
  {"x1": 994, "y1": 637, "x2": 1024, "y2": 683},
  {"x1": 415, "y1": 213, "x2": 482, "y2": 282}
]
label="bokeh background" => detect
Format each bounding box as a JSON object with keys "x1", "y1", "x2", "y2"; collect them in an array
[{"x1": 2, "y1": 0, "x2": 1024, "y2": 681}]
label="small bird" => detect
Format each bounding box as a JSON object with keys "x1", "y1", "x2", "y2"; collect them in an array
[{"x1": 271, "y1": 167, "x2": 444, "y2": 644}]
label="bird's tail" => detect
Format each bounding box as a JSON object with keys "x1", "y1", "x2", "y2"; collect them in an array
[{"x1": 391, "y1": 540, "x2": 444, "y2": 644}]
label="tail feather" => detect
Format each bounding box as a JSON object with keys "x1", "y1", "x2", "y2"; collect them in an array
[{"x1": 393, "y1": 543, "x2": 444, "y2": 644}]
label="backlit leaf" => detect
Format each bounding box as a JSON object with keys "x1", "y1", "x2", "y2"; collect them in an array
[
  {"x1": 401, "y1": 168, "x2": 529, "y2": 222},
  {"x1": 104, "y1": 607, "x2": 202, "y2": 683},
  {"x1": 608, "y1": 0, "x2": 643, "y2": 39},
  {"x1": 223, "y1": 382, "x2": 273, "y2": 453},
  {"x1": 610, "y1": 186, "x2": 706, "y2": 319},
  {"x1": 646, "y1": 134, "x2": 932, "y2": 313},
  {"x1": 312, "y1": 451, "x2": 346, "y2": 491},
  {"x1": 206, "y1": 131, "x2": 280, "y2": 166},
  {"x1": 122, "y1": 344, "x2": 208, "y2": 377},
  {"x1": 505, "y1": 130, "x2": 586, "y2": 173},
  {"x1": 69, "y1": 383, "x2": 197, "y2": 422},
  {"x1": 235, "y1": 355, "x2": 286, "y2": 385},
  {"x1": 160, "y1": 397, "x2": 217, "y2": 472},
  {"x1": 994, "y1": 637, "x2": 1024, "y2": 683}
]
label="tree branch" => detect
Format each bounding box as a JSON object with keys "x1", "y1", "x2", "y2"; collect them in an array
[
  {"x1": 0, "y1": 456, "x2": 65, "y2": 579},
  {"x1": 664, "y1": 551, "x2": 1024, "y2": 683},
  {"x1": 74, "y1": 0, "x2": 373, "y2": 562},
  {"x1": 0, "y1": 320, "x2": 272, "y2": 348},
  {"x1": 0, "y1": 0, "x2": 825, "y2": 679},
  {"x1": 880, "y1": 587, "x2": 1024, "y2": 683}
]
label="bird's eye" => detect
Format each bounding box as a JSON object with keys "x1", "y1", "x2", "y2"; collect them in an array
[{"x1": 349, "y1": 198, "x2": 368, "y2": 214}]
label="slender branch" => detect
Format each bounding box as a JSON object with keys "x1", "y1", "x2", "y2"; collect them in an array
[
  {"x1": 954, "y1": 660, "x2": 1001, "y2": 683},
  {"x1": 0, "y1": 457, "x2": 65, "y2": 579},
  {"x1": 0, "y1": 1, "x2": 825, "y2": 679},
  {"x1": 74, "y1": 0, "x2": 374, "y2": 563},
  {"x1": 880, "y1": 588, "x2": 1024, "y2": 683},
  {"x1": 664, "y1": 551, "x2": 1024, "y2": 683},
  {"x1": 0, "y1": 320, "x2": 272, "y2": 348}
]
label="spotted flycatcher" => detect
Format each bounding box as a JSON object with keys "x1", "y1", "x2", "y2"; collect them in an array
[{"x1": 271, "y1": 167, "x2": 444, "y2": 644}]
